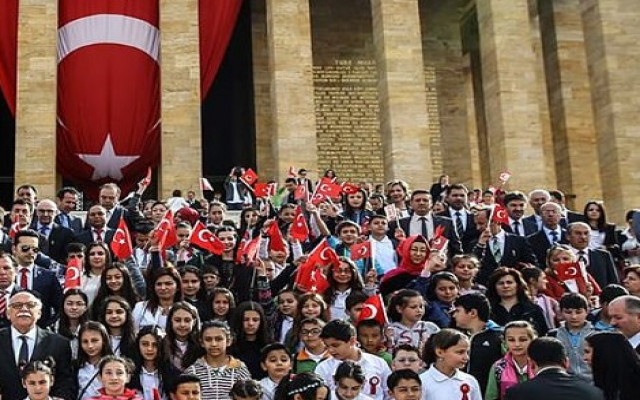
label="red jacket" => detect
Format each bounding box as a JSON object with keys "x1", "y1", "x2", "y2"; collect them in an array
[{"x1": 543, "y1": 271, "x2": 601, "y2": 301}]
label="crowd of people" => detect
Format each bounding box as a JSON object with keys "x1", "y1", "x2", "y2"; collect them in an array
[{"x1": 0, "y1": 168, "x2": 640, "y2": 400}]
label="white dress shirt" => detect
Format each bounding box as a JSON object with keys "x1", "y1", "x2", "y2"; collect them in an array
[
  {"x1": 330, "y1": 289, "x2": 351, "y2": 321},
  {"x1": 409, "y1": 214, "x2": 434, "y2": 238},
  {"x1": 14, "y1": 264, "x2": 35, "y2": 290},
  {"x1": 420, "y1": 366, "x2": 482, "y2": 400},
  {"x1": 316, "y1": 351, "x2": 391, "y2": 400},
  {"x1": 12, "y1": 326, "x2": 37, "y2": 365}
]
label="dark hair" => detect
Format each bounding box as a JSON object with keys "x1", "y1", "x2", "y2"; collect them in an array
[
  {"x1": 200, "y1": 320, "x2": 232, "y2": 341},
  {"x1": 585, "y1": 332, "x2": 640, "y2": 400},
  {"x1": 91, "y1": 262, "x2": 138, "y2": 317},
  {"x1": 521, "y1": 266, "x2": 543, "y2": 285},
  {"x1": 334, "y1": 360, "x2": 365, "y2": 384},
  {"x1": 387, "y1": 369, "x2": 421, "y2": 391},
  {"x1": 345, "y1": 290, "x2": 369, "y2": 312},
  {"x1": 58, "y1": 289, "x2": 89, "y2": 339},
  {"x1": 409, "y1": 190, "x2": 430, "y2": 201},
  {"x1": 98, "y1": 296, "x2": 136, "y2": 359},
  {"x1": 133, "y1": 325, "x2": 167, "y2": 370},
  {"x1": 526, "y1": 337, "x2": 567, "y2": 367},
  {"x1": 446, "y1": 183, "x2": 468, "y2": 196},
  {"x1": 274, "y1": 372, "x2": 327, "y2": 400},
  {"x1": 146, "y1": 266, "x2": 183, "y2": 314},
  {"x1": 165, "y1": 301, "x2": 202, "y2": 369},
  {"x1": 486, "y1": 267, "x2": 530, "y2": 304},
  {"x1": 320, "y1": 320, "x2": 356, "y2": 342},
  {"x1": 335, "y1": 220, "x2": 361, "y2": 235},
  {"x1": 66, "y1": 242, "x2": 86, "y2": 255},
  {"x1": 454, "y1": 293, "x2": 491, "y2": 322},
  {"x1": 356, "y1": 318, "x2": 383, "y2": 333},
  {"x1": 324, "y1": 258, "x2": 364, "y2": 306},
  {"x1": 210, "y1": 287, "x2": 236, "y2": 321},
  {"x1": 558, "y1": 292, "x2": 589, "y2": 310},
  {"x1": 13, "y1": 229, "x2": 39, "y2": 244},
  {"x1": 231, "y1": 302, "x2": 272, "y2": 347},
  {"x1": 583, "y1": 201, "x2": 607, "y2": 231},
  {"x1": 230, "y1": 379, "x2": 263, "y2": 399},
  {"x1": 85, "y1": 242, "x2": 112, "y2": 276},
  {"x1": 422, "y1": 329, "x2": 468, "y2": 365},
  {"x1": 599, "y1": 284, "x2": 629, "y2": 304},
  {"x1": 426, "y1": 272, "x2": 459, "y2": 303},
  {"x1": 97, "y1": 355, "x2": 134, "y2": 375},
  {"x1": 386, "y1": 289, "x2": 424, "y2": 323},
  {"x1": 392, "y1": 343, "x2": 420, "y2": 358},
  {"x1": 21, "y1": 357, "x2": 56, "y2": 380},
  {"x1": 343, "y1": 189, "x2": 369, "y2": 214},
  {"x1": 260, "y1": 343, "x2": 290, "y2": 363},
  {"x1": 56, "y1": 186, "x2": 79, "y2": 200},
  {"x1": 180, "y1": 265, "x2": 209, "y2": 303},
  {"x1": 77, "y1": 321, "x2": 113, "y2": 367},
  {"x1": 503, "y1": 191, "x2": 528, "y2": 205},
  {"x1": 168, "y1": 374, "x2": 202, "y2": 394}
]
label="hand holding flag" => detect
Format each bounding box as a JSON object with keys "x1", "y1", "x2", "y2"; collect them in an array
[
  {"x1": 356, "y1": 294, "x2": 388, "y2": 326},
  {"x1": 190, "y1": 221, "x2": 225, "y2": 255},
  {"x1": 111, "y1": 216, "x2": 133, "y2": 260},
  {"x1": 350, "y1": 241, "x2": 371, "y2": 261},
  {"x1": 64, "y1": 257, "x2": 82, "y2": 291},
  {"x1": 290, "y1": 206, "x2": 310, "y2": 242}
]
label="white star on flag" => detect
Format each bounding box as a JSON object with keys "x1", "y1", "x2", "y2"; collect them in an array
[{"x1": 78, "y1": 134, "x2": 139, "y2": 180}]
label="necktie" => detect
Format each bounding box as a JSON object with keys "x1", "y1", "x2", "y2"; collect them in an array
[
  {"x1": 492, "y1": 238, "x2": 502, "y2": 264},
  {"x1": 20, "y1": 268, "x2": 28, "y2": 290},
  {"x1": 95, "y1": 229, "x2": 103, "y2": 243},
  {"x1": 420, "y1": 217, "x2": 428, "y2": 237},
  {"x1": 455, "y1": 212, "x2": 464, "y2": 236},
  {"x1": 39, "y1": 225, "x2": 49, "y2": 238},
  {"x1": 60, "y1": 213, "x2": 69, "y2": 229},
  {"x1": 512, "y1": 220, "x2": 521, "y2": 236},
  {"x1": 18, "y1": 335, "x2": 29, "y2": 367},
  {"x1": 550, "y1": 230, "x2": 558, "y2": 243},
  {"x1": 0, "y1": 289, "x2": 6, "y2": 316},
  {"x1": 578, "y1": 250, "x2": 588, "y2": 266}
]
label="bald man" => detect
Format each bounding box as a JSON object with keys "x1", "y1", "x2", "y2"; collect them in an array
[{"x1": 29, "y1": 199, "x2": 74, "y2": 264}]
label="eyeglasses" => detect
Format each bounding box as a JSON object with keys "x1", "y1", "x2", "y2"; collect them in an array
[
  {"x1": 301, "y1": 328, "x2": 322, "y2": 336},
  {"x1": 37, "y1": 209, "x2": 56, "y2": 214},
  {"x1": 395, "y1": 357, "x2": 420, "y2": 364},
  {"x1": 9, "y1": 301, "x2": 39, "y2": 310},
  {"x1": 19, "y1": 245, "x2": 40, "y2": 253}
]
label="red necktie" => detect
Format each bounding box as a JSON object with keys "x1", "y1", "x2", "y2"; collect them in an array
[
  {"x1": 0, "y1": 289, "x2": 6, "y2": 316},
  {"x1": 20, "y1": 268, "x2": 28, "y2": 290},
  {"x1": 95, "y1": 229, "x2": 103, "y2": 243}
]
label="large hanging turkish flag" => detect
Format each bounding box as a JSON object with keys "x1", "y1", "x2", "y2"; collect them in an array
[
  {"x1": 57, "y1": 0, "x2": 160, "y2": 196},
  {"x1": 0, "y1": 0, "x2": 17, "y2": 116}
]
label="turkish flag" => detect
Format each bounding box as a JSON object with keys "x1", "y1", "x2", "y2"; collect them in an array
[
  {"x1": 8, "y1": 215, "x2": 20, "y2": 241},
  {"x1": 139, "y1": 167, "x2": 152, "y2": 187},
  {"x1": 190, "y1": 221, "x2": 225, "y2": 255},
  {"x1": 57, "y1": 0, "x2": 161, "y2": 197},
  {"x1": 350, "y1": 241, "x2": 371, "y2": 261},
  {"x1": 290, "y1": 206, "x2": 309, "y2": 242},
  {"x1": 0, "y1": 0, "x2": 17, "y2": 116},
  {"x1": 492, "y1": 204, "x2": 510, "y2": 225},
  {"x1": 255, "y1": 182, "x2": 276, "y2": 198},
  {"x1": 240, "y1": 168, "x2": 258, "y2": 187},
  {"x1": 64, "y1": 258, "x2": 82, "y2": 291},
  {"x1": 236, "y1": 235, "x2": 260, "y2": 264},
  {"x1": 341, "y1": 182, "x2": 360, "y2": 195},
  {"x1": 498, "y1": 170, "x2": 512, "y2": 184},
  {"x1": 200, "y1": 177, "x2": 214, "y2": 191},
  {"x1": 295, "y1": 258, "x2": 330, "y2": 294},
  {"x1": 430, "y1": 225, "x2": 448, "y2": 252},
  {"x1": 154, "y1": 210, "x2": 177, "y2": 250},
  {"x1": 316, "y1": 182, "x2": 342, "y2": 199},
  {"x1": 111, "y1": 216, "x2": 133, "y2": 260},
  {"x1": 356, "y1": 294, "x2": 388, "y2": 326},
  {"x1": 307, "y1": 238, "x2": 340, "y2": 269},
  {"x1": 266, "y1": 222, "x2": 287, "y2": 252},
  {"x1": 320, "y1": 176, "x2": 337, "y2": 185},
  {"x1": 294, "y1": 184, "x2": 308, "y2": 201}
]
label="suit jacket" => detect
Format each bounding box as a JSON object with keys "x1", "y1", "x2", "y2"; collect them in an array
[
  {"x1": 388, "y1": 214, "x2": 462, "y2": 257},
  {"x1": 54, "y1": 212, "x2": 84, "y2": 234},
  {"x1": 522, "y1": 214, "x2": 542, "y2": 232},
  {"x1": 475, "y1": 232, "x2": 539, "y2": 285},
  {"x1": 73, "y1": 227, "x2": 115, "y2": 247},
  {"x1": 0, "y1": 229, "x2": 11, "y2": 252},
  {"x1": 502, "y1": 218, "x2": 539, "y2": 237},
  {"x1": 23, "y1": 265, "x2": 63, "y2": 328},
  {"x1": 586, "y1": 248, "x2": 620, "y2": 288},
  {"x1": 438, "y1": 209, "x2": 479, "y2": 253},
  {"x1": 505, "y1": 368, "x2": 604, "y2": 400},
  {"x1": 527, "y1": 228, "x2": 569, "y2": 268},
  {"x1": 30, "y1": 222, "x2": 75, "y2": 264},
  {"x1": 0, "y1": 327, "x2": 77, "y2": 400}
]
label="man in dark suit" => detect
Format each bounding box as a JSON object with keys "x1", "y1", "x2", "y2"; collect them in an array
[
  {"x1": 441, "y1": 184, "x2": 478, "y2": 252},
  {"x1": 95, "y1": 182, "x2": 144, "y2": 230},
  {"x1": 527, "y1": 202, "x2": 568, "y2": 268},
  {"x1": 522, "y1": 189, "x2": 550, "y2": 232},
  {"x1": 502, "y1": 191, "x2": 538, "y2": 236},
  {"x1": 30, "y1": 199, "x2": 75, "y2": 264},
  {"x1": 567, "y1": 222, "x2": 619, "y2": 288},
  {"x1": 0, "y1": 290, "x2": 76, "y2": 400},
  {"x1": 74, "y1": 204, "x2": 115, "y2": 247},
  {"x1": 0, "y1": 251, "x2": 16, "y2": 329},
  {"x1": 388, "y1": 189, "x2": 462, "y2": 257},
  {"x1": 55, "y1": 187, "x2": 84, "y2": 234},
  {"x1": 606, "y1": 295, "x2": 640, "y2": 353},
  {"x1": 472, "y1": 207, "x2": 538, "y2": 285},
  {"x1": 549, "y1": 189, "x2": 586, "y2": 226},
  {"x1": 12, "y1": 230, "x2": 63, "y2": 328},
  {"x1": 505, "y1": 337, "x2": 604, "y2": 400}
]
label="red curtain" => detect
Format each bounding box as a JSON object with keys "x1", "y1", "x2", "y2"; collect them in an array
[
  {"x1": 0, "y1": 0, "x2": 18, "y2": 115},
  {"x1": 199, "y1": 0, "x2": 243, "y2": 99},
  {"x1": 57, "y1": 0, "x2": 160, "y2": 197}
]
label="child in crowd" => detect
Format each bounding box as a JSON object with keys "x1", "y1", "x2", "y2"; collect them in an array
[
  {"x1": 130, "y1": 326, "x2": 180, "y2": 400},
  {"x1": 548, "y1": 293, "x2": 594, "y2": 382},
  {"x1": 451, "y1": 255, "x2": 486, "y2": 295},
  {"x1": 21, "y1": 359, "x2": 57, "y2": 400},
  {"x1": 386, "y1": 289, "x2": 439, "y2": 351},
  {"x1": 202, "y1": 264, "x2": 221, "y2": 293},
  {"x1": 164, "y1": 302, "x2": 201, "y2": 371},
  {"x1": 98, "y1": 296, "x2": 136, "y2": 360},
  {"x1": 386, "y1": 369, "x2": 422, "y2": 400},
  {"x1": 210, "y1": 287, "x2": 236, "y2": 322},
  {"x1": 452, "y1": 293, "x2": 503, "y2": 395},
  {"x1": 230, "y1": 302, "x2": 273, "y2": 379},
  {"x1": 167, "y1": 374, "x2": 202, "y2": 400},
  {"x1": 324, "y1": 257, "x2": 367, "y2": 321},
  {"x1": 356, "y1": 319, "x2": 392, "y2": 365},
  {"x1": 390, "y1": 344, "x2": 424, "y2": 374},
  {"x1": 76, "y1": 322, "x2": 114, "y2": 400},
  {"x1": 57, "y1": 289, "x2": 89, "y2": 360},
  {"x1": 315, "y1": 320, "x2": 391, "y2": 400},
  {"x1": 424, "y1": 272, "x2": 460, "y2": 328},
  {"x1": 344, "y1": 291, "x2": 369, "y2": 325},
  {"x1": 230, "y1": 379, "x2": 263, "y2": 400},
  {"x1": 420, "y1": 329, "x2": 482, "y2": 400},
  {"x1": 485, "y1": 321, "x2": 537, "y2": 400},
  {"x1": 273, "y1": 372, "x2": 329, "y2": 400},
  {"x1": 587, "y1": 284, "x2": 629, "y2": 331},
  {"x1": 91, "y1": 356, "x2": 142, "y2": 400},
  {"x1": 259, "y1": 343, "x2": 292, "y2": 400},
  {"x1": 521, "y1": 266, "x2": 559, "y2": 329},
  {"x1": 333, "y1": 360, "x2": 373, "y2": 400},
  {"x1": 273, "y1": 289, "x2": 298, "y2": 343},
  {"x1": 186, "y1": 321, "x2": 251, "y2": 399},
  {"x1": 293, "y1": 318, "x2": 330, "y2": 373}
]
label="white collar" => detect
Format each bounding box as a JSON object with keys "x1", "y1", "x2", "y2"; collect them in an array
[
  {"x1": 628, "y1": 331, "x2": 640, "y2": 348},
  {"x1": 11, "y1": 326, "x2": 37, "y2": 341},
  {"x1": 427, "y1": 365, "x2": 465, "y2": 382}
]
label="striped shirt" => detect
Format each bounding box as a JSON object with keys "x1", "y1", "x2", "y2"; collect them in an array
[{"x1": 185, "y1": 357, "x2": 251, "y2": 400}]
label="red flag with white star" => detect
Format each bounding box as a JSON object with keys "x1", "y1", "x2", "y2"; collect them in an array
[
  {"x1": 64, "y1": 257, "x2": 83, "y2": 291},
  {"x1": 111, "y1": 216, "x2": 133, "y2": 260},
  {"x1": 154, "y1": 210, "x2": 178, "y2": 250},
  {"x1": 290, "y1": 206, "x2": 309, "y2": 242},
  {"x1": 492, "y1": 204, "x2": 510, "y2": 225},
  {"x1": 57, "y1": 0, "x2": 160, "y2": 197},
  {"x1": 189, "y1": 221, "x2": 225, "y2": 255},
  {"x1": 350, "y1": 241, "x2": 371, "y2": 261},
  {"x1": 356, "y1": 294, "x2": 388, "y2": 326}
]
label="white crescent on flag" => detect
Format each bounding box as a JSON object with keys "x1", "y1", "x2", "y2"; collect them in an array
[
  {"x1": 363, "y1": 304, "x2": 378, "y2": 319},
  {"x1": 496, "y1": 209, "x2": 507, "y2": 219},
  {"x1": 198, "y1": 229, "x2": 212, "y2": 243},
  {"x1": 319, "y1": 248, "x2": 331, "y2": 261},
  {"x1": 67, "y1": 267, "x2": 81, "y2": 282}
]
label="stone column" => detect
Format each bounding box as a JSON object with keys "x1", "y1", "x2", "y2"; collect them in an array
[
  {"x1": 538, "y1": 0, "x2": 602, "y2": 209},
  {"x1": 476, "y1": 0, "x2": 548, "y2": 190},
  {"x1": 159, "y1": 0, "x2": 202, "y2": 198},
  {"x1": 581, "y1": 0, "x2": 640, "y2": 222},
  {"x1": 15, "y1": 0, "x2": 58, "y2": 198},
  {"x1": 371, "y1": 0, "x2": 432, "y2": 189},
  {"x1": 266, "y1": 0, "x2": 318, "y2": 182}
]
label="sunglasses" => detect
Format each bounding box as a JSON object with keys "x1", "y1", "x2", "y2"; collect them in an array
[{"x1": 19, "y1": 245, "x2": 40, "y2": 253}]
